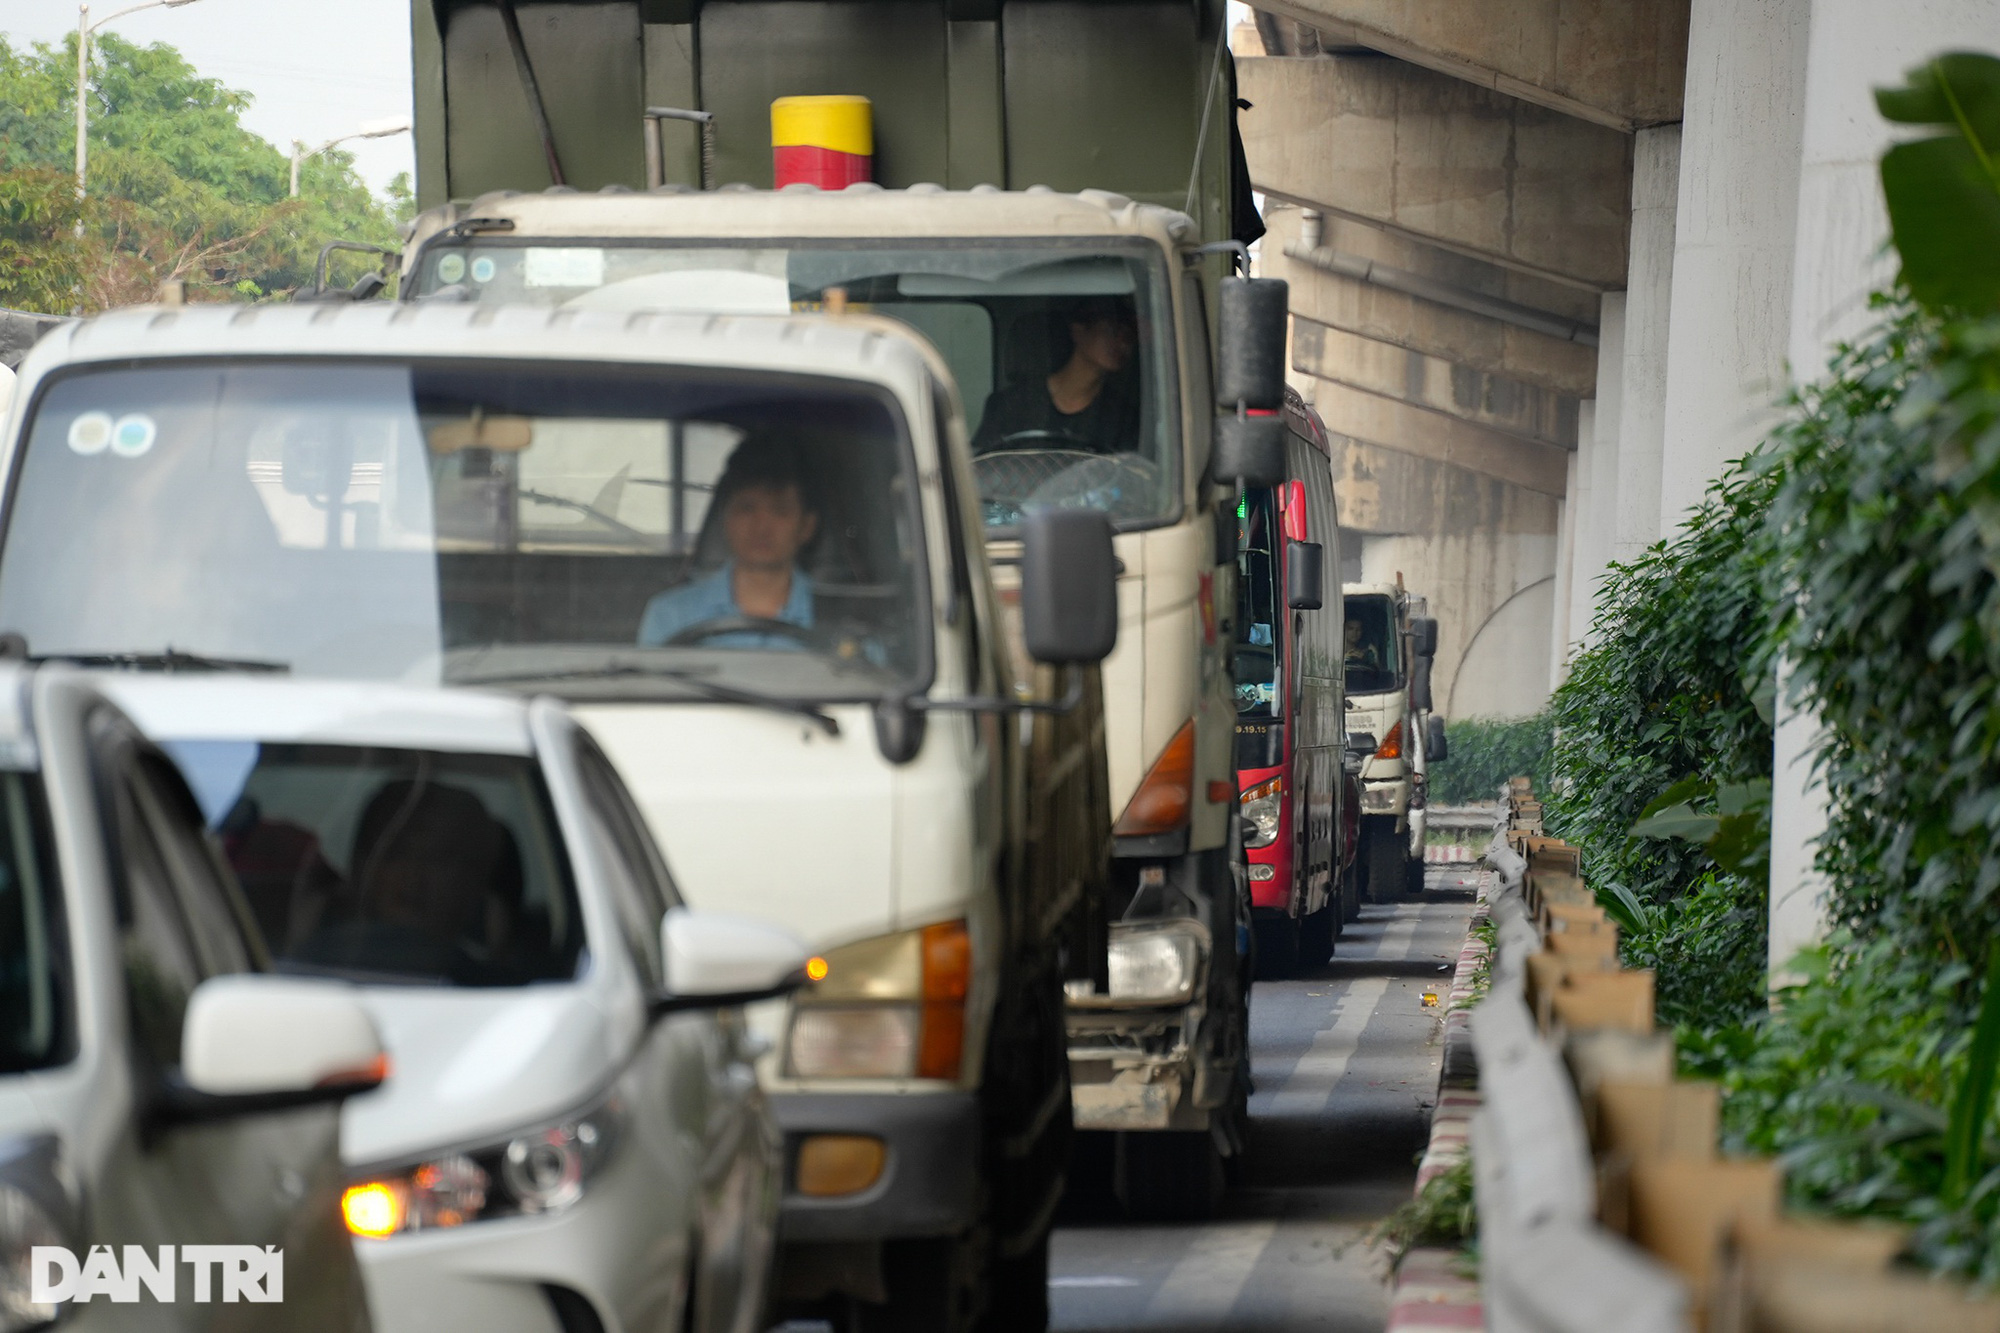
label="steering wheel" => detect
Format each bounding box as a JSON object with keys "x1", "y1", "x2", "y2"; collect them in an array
[
  {"x1": 992, "y1": 428, "x2": 1096, "y2": 452},
  {"x1": 664, "y1": 616, "x2": 827, "y2": 649}
]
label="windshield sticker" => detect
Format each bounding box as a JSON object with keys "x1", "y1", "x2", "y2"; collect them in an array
[
  {"x1": 66, "y1": 411, "x2": 113, "y2": 455},
  {"x1": 110, "y1": 414, "x2": 157, "y2": 458},
  {"x1": 435, "y1": 252, "x2": 467, "y2": 285},
  {"x1": 524, "y1": 247, "x2": 604, "y2": 288},
  {"x1": 470, "y1": 255, "x2": 496, "y2": 284}
]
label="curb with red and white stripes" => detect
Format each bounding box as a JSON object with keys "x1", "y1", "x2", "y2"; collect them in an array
[{"x1": 1386, "y1": 869, "x2": 1489, "y2": 1332}]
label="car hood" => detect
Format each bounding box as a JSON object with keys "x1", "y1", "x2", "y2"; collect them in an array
[
  {"x1": 572, "y1": 703, "x2": 895, "y2": 949},
  {"x1": 341, "y1": 985, "x2": 619, "y2": 1168}
]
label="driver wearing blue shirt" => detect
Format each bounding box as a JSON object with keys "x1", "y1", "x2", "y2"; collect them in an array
[{"x1": 638, "y1": 439, "x2": 818, "y2": 649}]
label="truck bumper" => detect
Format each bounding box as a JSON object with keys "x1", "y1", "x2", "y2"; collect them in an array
[
  {"x1": 1360, "y1": 778, "x2": 1410, "y2": 823},
  {"x1": 772, "y1": 1091, "x2": 981, "y2": 1242},
  {"x1": 1065, "y1": 1005, "x2": 1215, "y2": 1133}
]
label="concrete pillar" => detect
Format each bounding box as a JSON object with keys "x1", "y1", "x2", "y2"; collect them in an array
[
  {"x1": 1769, "y1": 0, "x2": 2000, "y2": 980},
  {"x1": 1568, "y1": 293, "x2": 1625, "y2": 652},
  {"x1": 1612, "y1": 127, "x2": 1680, "y2": 564},
  {"x1": 1655, "y1": 0, "x2": 1811, "y2": 534},
  {"x1": 1550, "y1": 429, "x2": 1584, "y2": 688}
]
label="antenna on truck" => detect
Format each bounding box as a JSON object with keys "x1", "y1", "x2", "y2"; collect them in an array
[{"x1": 645, "y1": 107, "x2": 716, "y2": 191}]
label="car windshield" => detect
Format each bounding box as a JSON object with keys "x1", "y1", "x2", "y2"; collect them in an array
[
  {"x1": 1344, "y1": 594, "x2": 1401, "y2": 696},
  {"x1": 166, "y1": 741, "x2": 583, "y2": 988},
  {"x1": 0, "y1": 361, "x2": 928, "y2": 698},
  {"x1": 0, "y1": 772, "x2": 67, "y2": 1072},
  {"x1": 411, "y1": 238, "x2": 1181, "y2": 530},
  {"x1": 1235, "y1": 489, "x2": 1280, "y2": 718}
]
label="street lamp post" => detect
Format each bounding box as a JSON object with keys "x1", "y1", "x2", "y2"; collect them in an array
[
  {"x1": 290, "y1": 118, "x2": 412, "y2": 198},
  {"x1": 74, "y1": 0, "x2": 203, "y2": 209}
]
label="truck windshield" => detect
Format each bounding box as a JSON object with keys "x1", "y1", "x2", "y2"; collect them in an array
[
  {"x1": 1234, "y1": 489, "x2": 1280, "y2": 718},
  {"x1": 0, "y1": 361, "x2": 929, "y2": 699},
  {"x1": 411, "y1": 238, "x2": 1181, "y2": 529},
  {"x1": 166, "y1": 741, "x2": 583, "y2": 988},
  {"x1": 1344, "y1": 594, "x2": 1401, "y2": 696}
]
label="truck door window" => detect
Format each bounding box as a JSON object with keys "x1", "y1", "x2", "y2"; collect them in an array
[{"x1": 1343, "y1": 594, "x2": 1401, "y2": 695}]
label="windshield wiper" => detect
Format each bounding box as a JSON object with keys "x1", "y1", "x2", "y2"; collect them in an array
[
  {"x1": 30, "y1": 648, "x2": 289, "y2": 674},
  {"x1": 462, "y1": 661, "x2": 840, "y2": 737}
]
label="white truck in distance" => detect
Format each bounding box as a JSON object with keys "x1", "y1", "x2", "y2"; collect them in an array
[{"x1": 1340, "y1": 582, "x2": 1443, "y2": 901}]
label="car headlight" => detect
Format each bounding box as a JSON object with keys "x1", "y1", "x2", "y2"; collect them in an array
[
  {"x1": 786, "y1": 921, "x2": 970, "y2": 1081},
  {"x1": 1105, "y1": 922, "x2": 1204, "y2": 1005},
  {"x1": 1240, "y1": 777, "x2": 1282, "y2": 849},
  {"x1": 342, "y1": 1097, "x2": 619, "y2": 1238},
  {"x1": 1361, "y1": 783, "x2": 1399, "y2": 812},
  {"x1": 0, "y1": 1177, "x2": 67, "y2": 1332}
]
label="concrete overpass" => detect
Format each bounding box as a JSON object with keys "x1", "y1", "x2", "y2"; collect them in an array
[{"x1": 1235, "y1": 0, "x2": 2000, "y2": 973}]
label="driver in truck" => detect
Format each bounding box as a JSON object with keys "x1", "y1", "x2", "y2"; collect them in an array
[
  {"x1": 972, "y1": 296, "x2": 1141, "y2": 455},
  {"x1": 637, "y1": 437, "x2": 820, "y2": 648}
]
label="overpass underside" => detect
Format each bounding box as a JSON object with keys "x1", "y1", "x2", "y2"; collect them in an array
[{"x1": 1236, "y1": 1, "x2": 1689, "y2": 720}]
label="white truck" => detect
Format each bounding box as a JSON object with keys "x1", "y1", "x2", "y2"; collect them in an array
[
  {"x1": 1340, "y1": 582, "x2": 1444, "y2": 900},
  {"x1": 0, "y1": 301, "x2": 1117, "y2": 1331}
]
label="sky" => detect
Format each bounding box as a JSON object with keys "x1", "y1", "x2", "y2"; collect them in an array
[{"x1": 3, "y1": 0, "x2": 416, "y2": 196}]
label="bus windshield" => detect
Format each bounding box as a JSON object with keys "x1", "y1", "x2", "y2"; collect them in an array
[
  {"x1": 0, "y1": 360, "x2": 929, "y2": 700},
  {"x1": 412, "y1": 237, "x2": 1182, "y2": 530},
  {"x1": 1343, "y1": 594, "x2": 1401, "y2": 696}
]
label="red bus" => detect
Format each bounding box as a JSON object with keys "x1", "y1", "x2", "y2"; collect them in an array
[{"x1": 1234, "y1": 391, "x2": 1356, "y2": 977}]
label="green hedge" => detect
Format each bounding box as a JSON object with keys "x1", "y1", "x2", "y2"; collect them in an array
[{"x1": 1427, "y1": 714, "x2": 1551, "y2": 805}]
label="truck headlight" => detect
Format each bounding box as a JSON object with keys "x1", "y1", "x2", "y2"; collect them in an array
[
  {"x1": 1105, "y1": 922, "x2": 1204, "y2": 1005},
  {"x1": 342, "y1": 1097, "x2": 619, "y2": 1238},
  {"x1": 1240, "y1": 777, "x2": 1282, "y2": 849},
  {"x1": 0, "y1": 1178, "x2": 67, "y2": 1331},
  {"x1": 786, "y1": 921, "x2": 970, "y2": 1081}
]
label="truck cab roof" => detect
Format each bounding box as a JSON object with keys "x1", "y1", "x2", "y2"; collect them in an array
[
  {"x1": 13, "y1": 301, "x2": 947, "y2": 400},
  {"x1": 405, "y1": 185, "x2": 1198, "y2": 267}
]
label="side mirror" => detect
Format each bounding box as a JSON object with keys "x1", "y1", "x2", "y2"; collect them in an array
[
  {"x1": 1412, "y1": 616, "x2": 1439, "y2": 659},
  {"x1": 181, "y1": 975, "x2": 384, "y2": 1097},
  {"x1": 1212, "y1": 412, "x2": 1286, "y2": 488},
  {"x1": 1285, "y1": 540, "x2": 1324, "y2": 611},
  {"x1": 1212, "y1": 499, "x2": 1239, "y2": 566},
  {"x1": 1342, "y1": 750, "x2": 1364, "y2": 778},
  {"x1": 1410, "y1": 655, "x2": 1434, "y2": 713},
  {"x1": 1216, "y1": 276, "x2": 1289, "y2": 410},
  {"x1": 657, "y1": 907, "x2": 809, "y2": 1010},
  {"x1": 1426, "y1": 715, "x2": 1448, "y2": 763},
  {"x1": 1019, "y1": 507, "x2": 1117, "y2": 664},
  {"x1": 1346, "y1": 732, "x2": 1377, "y2": 757}
]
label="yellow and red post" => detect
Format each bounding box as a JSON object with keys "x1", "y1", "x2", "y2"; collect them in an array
[{"x1": 771, "y1": 95, "x2": 873, "y2": 189}]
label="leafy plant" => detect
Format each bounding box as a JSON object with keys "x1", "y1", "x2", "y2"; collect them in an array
[
  {"x1": 1630, "y1": 777, "x2": 1772, "y2": 885},
  {"x1": 1426, "y1": 714, "x2": 1551, "y2": 805},
  {"x1": 1365, "y1": 1157, "x2": 1476, "y2": 1269},
  {"x1": 1877, "y1": 53, "x2": 2000, "y2": 316}
]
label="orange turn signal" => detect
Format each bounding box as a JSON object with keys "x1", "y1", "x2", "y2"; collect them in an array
[
  {"x1": 805, "y1": 956, "x2": 830, "y2": 983},
  {"x1": 1113, "y1": 720, "x2": 1196, "y2": 837},
  {"x1": 1375, "y1": 720, "x2": 1404, "y2": 760},
  {"x1": 796, "y1": 1134, "x2": 887, "y2": 1197},
  {"x1": 918, "y1": 921, "x2": 971, "y2": 1079},
  {"x1": 341, "y1": 1181, "x2": 406, "y2": 1239}
]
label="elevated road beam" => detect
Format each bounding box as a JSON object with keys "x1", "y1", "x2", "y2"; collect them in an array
[
  {"x1": 1309, "y1": 379, "x2": 1569, "y2": 497},
  {"x1": 1246, "y1": 0, "x2": 1690, "y2": 131},
  {"x1": 1239, "y1": 55, "x2": 1633, "y2": 291},
  {"x1": 1293, "y1": 320, "x2": 1580, "y2": 452},
  {"x1": 1286, "y1": 251, "x2": 1599, "y2": 397}
]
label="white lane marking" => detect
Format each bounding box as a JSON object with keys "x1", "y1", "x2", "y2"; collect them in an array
[
  {"x1": 1049, "y1": 1275, "x2": 1141, "y2": 1289},
  {"x1": 1140, "y1": 1220, "x2": 1280, "y2": 1322},
  {"x1": 1260, "y1": 908, "x2": 1426, "y2": 1116}
]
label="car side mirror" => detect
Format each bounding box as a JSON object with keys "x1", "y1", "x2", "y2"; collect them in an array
[
  {"x1": 1285, "y1": 540, "x2": 1324, "y2": 611},
  {"x1": 1412, "y1": 616, "x2": 1439, "y2": 659},
  {"x1": 181, "y1": 975, "x2": 385, "y2": 1098},
  {"x1": 1212, "y1": 412, "x2": 1286, "y2": 488},
  {"x1": 1019, "y1": 507, "x2": 1117, "y2": 664},
  {"x1": 1410, "y1": 655, "x2": 1435, "y2": 713},
  {"x1": 655, "y1": 907, "x2": 809, "y2": 1012},
  {"x1": 1216, "y1": 276, "x2": 1289, "y2": 410},
  {"x1": 1426, "y1": 715, "x2": 1448, "y2": 763},
  {"x1": 1346, "y1": 732, "x2": 1377, "y2": 757}
]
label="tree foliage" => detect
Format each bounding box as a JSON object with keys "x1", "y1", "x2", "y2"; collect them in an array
[
  {"x1": 1426, "y1": 714, "x2": 1551, "y2": 806},
  {"x1": 0, "y1": 33, "x2": 399, "y2": 311}
]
